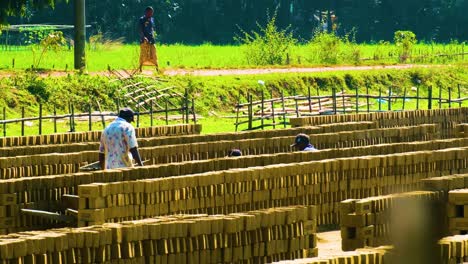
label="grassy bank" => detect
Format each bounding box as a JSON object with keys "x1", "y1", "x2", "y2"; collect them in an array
[
  {"x1": 0, "y1": 42, "x2": 467, "y2": 71},
  {"x1": 0, "y1": 66, "x2": 467, "y2": 135}
]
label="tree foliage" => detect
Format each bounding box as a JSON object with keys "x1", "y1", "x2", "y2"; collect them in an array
[
  {"x1": 0, "y1": 0, "x2": 66, "y2": 24},
  {"x1": 1, "y1": 0, "x2": 467, "y2": 43}
]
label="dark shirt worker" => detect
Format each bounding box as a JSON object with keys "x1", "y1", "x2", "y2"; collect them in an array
[
  {"x1": 291, "y1": 134, "x2": 318, "y2": 152},
  {"x1": 139, "y1": 7, "x2": 156, "y2": 44}
]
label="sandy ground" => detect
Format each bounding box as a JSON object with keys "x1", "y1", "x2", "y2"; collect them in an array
[
  {"x1": 163, "y1": 64, "x2": 433, "y2": 77},
  {"x1": 0, "y1": 64, "x2": 437, "y2": 79},
  {"x1": 317, "y1": 230, "x2": 343, "y2": 258}
]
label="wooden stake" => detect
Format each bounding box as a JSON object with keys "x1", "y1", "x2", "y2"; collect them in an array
[
  {"x1": 150, "y1": 100, "x2": 154, "y2": 127},
  {"x1": 53, "y1": 105, "x2": 57, "y2": 133},
  {"x1": 261, "y1": 91, "x2": 265, "y2": 130},
  {"x1": 21, "y1": 107, "x2": 25, "y2": 136},
  {"x1": 281, "y1": 92, "x2": 286, "y2": 128},
  {"x1": 2, "y1": 107, "x2": 6, "y2": 137},
  {"x1": 39, "y1": 104, "x2": 42, "y2": 135}
]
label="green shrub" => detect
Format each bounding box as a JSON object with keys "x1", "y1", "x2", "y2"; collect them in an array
[
  {"x1": 394, "y1": 30, "x2": 417, "y2": 63},
  {"x1": 310, "y1": 30, "x2": 343, "y2": 64},
  {"x1": 236, "y1": 13, "x2": 297, "y2": 65}
]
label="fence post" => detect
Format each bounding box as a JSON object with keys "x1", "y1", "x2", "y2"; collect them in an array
[
  {"x1": 235, "y1": 95, "x2": 240, "y2": 132},
  {"x1": 416, "y1": 87, "x2": 420, "y2": 110},
  {"x1": 2, "y1": 107, "x2": 6, "y2": 137},
  {"x1": 428, "y1": 86, "x2": 433, "y2": 110},
  {"x1": 54, "y1": 105, "x2": 57, "y2": 133},
  {"x1": 316, "y1": 87, "x2": 322, "y2": 112},
  {"x1": 150, "y1": 100, "x2": 154, "y2": 127},
  {"x1": 402, "y1": 87, "x2": 407, "y2": 111},
  {"x1": 38, "y1": 104, "x2": 43, "y2": 135},
  {"x1": 71, "y1": 103, "x2": 75, "y2": 132},
  {"x1": 438, "y1": 86, "x2": 442, "y2": 109},
  {"x1": 281, "y1": 92, "x2": 286, "y2": 128},
  {"x1": 165, "y1": 101, "x2": 169, "y2": 125},
  {"x1": 332, "y1": 88, "x2": 337, "y2": 114},
  {"x1": 366, "y1": 86, "x2": 370, "y2": 113},
  {"x1": 458, "y1": 84, "x2": 462, "y2": 108},
  {"x1": 295, "y1": 95, "x2": 300, "y2": 118},
  {"x1": 21, "y1": 107, "x2": 25, "y2": 136},
  {"x1": 387, "y1": 87, "x2": 392, "y2": 111},
  {"x1": 378, "y1": 88, "x2": 382, "y2": 112},
  {"x1": 185, "y1": 89, "x2": 189, "y2": 124},
  {"x1": 88, "y1": 103, "x2": 92, "y2": 131},
  {"x1": 137, "y1": 100, "x2": 141, "y2": 128},
  {"x1": 308, "y1": 86, "x2": 312, "y2": 113},
  {"x1": 355, "y1": 87, "x2": 359, "y2": 114},
  {"x1": 261, "y1": 91, "x2": 265, "y2": 130},
  {"x1": 448, "y1": 87, "x2": 452, "y2": 108},
  {"x1": 271, "y1": 99, "x2": 276, "y2": 129},
  {"x1": 341, "y1": 88, "x2": 346, "y2": 114},
  {"x1": 191, "y1": 98, "x2": 197, "y2": 124},
  {"x1": 248, "y1": 94, "x2": 253, "y2": 130},
  {"x1": 68, "y1": 103, "x2": 72, "y2": 132}
]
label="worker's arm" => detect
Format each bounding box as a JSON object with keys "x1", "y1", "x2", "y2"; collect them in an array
[
  {"x1": 99, "y1": 152, "x2": 105, "y2": 170},
  {"x1": 130, "y1": 147, "x2": 144, "y2": 166}
]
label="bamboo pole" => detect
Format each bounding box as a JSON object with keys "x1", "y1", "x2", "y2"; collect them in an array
[
  {"x1": 21, "y1": 107, "x2": 25, "y2": 136},
  {"x1": 39, "y1": 104, "x2": 43, "y2": 135}
]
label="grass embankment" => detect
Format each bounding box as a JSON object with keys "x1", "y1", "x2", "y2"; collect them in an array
[
  {"x1": 0, "y1": 43, "x2": 467, "y2": 71},
  {"x1": 0, "y1": 66, "x2": 467, "y2": 135}
]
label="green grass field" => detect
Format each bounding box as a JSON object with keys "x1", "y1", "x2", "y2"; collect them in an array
[{"x1": 0, "y1": 42, "x2": 467, "y2": 71}]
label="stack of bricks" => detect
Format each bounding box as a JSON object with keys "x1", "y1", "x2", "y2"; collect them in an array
[
  {"x1": 422, "y1": 173, "x2": 468, "y2": 193},
  {"x1": 272, "y1": 246, "x2": 395, "y2": 264},
  {"x1": 439, "y1": 234, "x2": 468, "y2": 264},
  {"x1": 290, "y1": 107, "x2": 468, "y2": 138},
  {"x1": 0, "y1": 124, "x2": 202, "y2": 148},
  {"x1": 0, "y1": 125, "x2": 323, "y2": 157},
  {"x1": 0, "y1": 206, "x2": 317, "y2": 264},
  {"x1": 447, "y1": 189, "x2": 468, "y2": 235},
  {"x1": 0, "y1": 122, "x2": 375, "y2": 157},
  {"x1": 138, "y1": 124, "x2": 437, "y2": 164},
  {"x1": 455, "y1": 124, "x2": 468, "y2": 138},
  {"x1": 0, "y1": 151, "x2": 98, "y2": 179},
  {"x1": 340, "y1": 191, "x2": 443, "y2": 251},
  {"x1": 0, "y1": 124, "x2": 439, "y2": 180},
  {"x1": 74, "y1": 148, "x2": 467, "y2": 228},
  {"x1": 0, "y1": 146, "x2": 464, "y2": 233}
]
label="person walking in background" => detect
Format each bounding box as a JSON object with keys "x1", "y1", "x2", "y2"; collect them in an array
[
  {"x1": 99, "y1": 108, "x2": 144, "y2": 170},
  {"x1": 139, "y1": 6, "x2": 159, "y2": 72},
  {"x1": 291, "y1": 133, "x2": 318, "y2": 152}
]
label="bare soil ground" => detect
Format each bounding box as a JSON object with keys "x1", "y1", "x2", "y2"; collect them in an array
[{"x1": 0, "y1": 64, "x2": 436, "y2": 79}]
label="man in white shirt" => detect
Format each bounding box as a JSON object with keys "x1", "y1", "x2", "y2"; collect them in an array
[{"x1": 99, "y1": 108, "x2": 143, "y2": 170}]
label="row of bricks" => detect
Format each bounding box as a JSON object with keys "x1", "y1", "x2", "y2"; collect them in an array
[
  {"x1": 340, "y1": 191, "x2": 443, "y2": 251},
  {"x1": 0, "y1": 124, "x2": 202, "y2": 148},
  {"x1": 0, "y1": 124, "x2": 436, "y2": 170},
  {"x1": 290, "y1": 107, "x2": 467, "y2": 127},
  {"x1": 0, "y1": 206, "x2": 316, "y2": 263},
  {"x1": 0, "y1": 147, "x2": 455, "y2": 232},
  {"x1": 0, "y1": 122, "x2": 380, "y2": 160},
  {"x1": 0, "y1": 136, "x2": 464, "y2": 184},
  {"x1": 0, "y1": 122, "x2": 362, "y2": 156},
  {"x1": 273, "y1": 246, "x2": 394, "y2": 264},
  {"x1": 0, "y1": 147, "x2": 465, "y2": 232}
]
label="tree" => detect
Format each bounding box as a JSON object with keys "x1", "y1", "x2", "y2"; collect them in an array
[{"x1": 0, "y1": 0, "x2": 66, "y2": 24}]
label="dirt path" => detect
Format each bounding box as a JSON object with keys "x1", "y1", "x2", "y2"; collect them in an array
[
  {"x1": 0, "y1": 64, "x2": 438, "y2": 79},
  {"x1": 163, "y1": 64, "x2": 434, "y2": 77}
]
